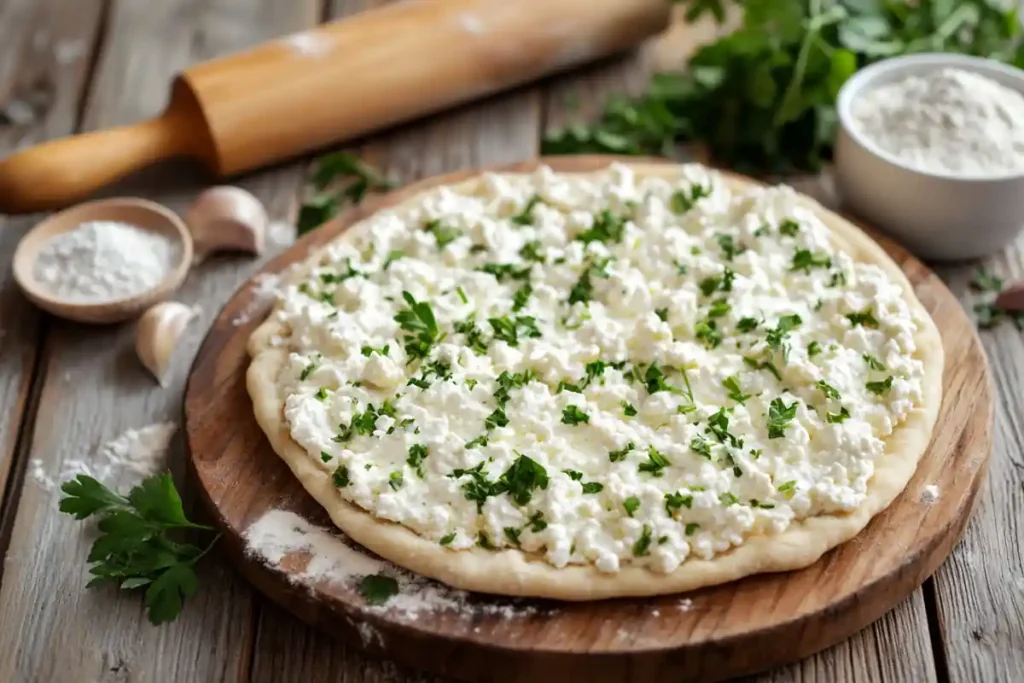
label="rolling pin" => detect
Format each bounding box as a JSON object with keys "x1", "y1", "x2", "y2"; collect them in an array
[{"x1": 0, "y1": 0, "x2": 671, "y2": 214}]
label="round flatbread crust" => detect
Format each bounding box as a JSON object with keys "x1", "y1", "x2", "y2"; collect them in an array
[{"x1": 247, "y1": 164, "x2": 944, "y2": 600}]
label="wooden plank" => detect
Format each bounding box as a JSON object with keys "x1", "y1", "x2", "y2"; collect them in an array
[
  {"x1": 0, "y1": 0, "x2": 318, "y2": 681},
  {"x1": 0, "y1": 0, "x2": 103, "y2": 554},
  {"x1": 246, "y1": 1, "x2": 541, "y2": 680},
  {"x1": 928, "y1": 249, "x2": 1024, "y2": 683}
]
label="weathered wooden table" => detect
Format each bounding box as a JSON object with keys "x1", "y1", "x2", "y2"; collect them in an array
[{"x1": 0, "y1": 2, "x2": 1021, "y2": 681}]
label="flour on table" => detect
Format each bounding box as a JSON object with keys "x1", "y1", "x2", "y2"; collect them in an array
[
  {"x1": 268, "y1": 221, "x2": 297, "y2": 248},
  {"x1": 243, "y1": 509, "x2": 537, "y2": 620},
  {"x1": 920, "y1": 484, "x2": 940, "y2": 504},
  {"x1": 852, "y1": 68, "x2": 1024, "y2": 176},
  {"x1": 282, "y1": 32, "x2": 330, "y2": 58},
  {"x1": 456, "y1": 12, "x2": 485, "y2": 35},
  {"x1": 32, "y1": 422, "x2": 178, "y2": 493},
  {"x1": 231, "y1": 272, "x2": 284, "y2": 326},
  {"x1": 33, "y1": 221, "x2": 179, "y2": 303}
]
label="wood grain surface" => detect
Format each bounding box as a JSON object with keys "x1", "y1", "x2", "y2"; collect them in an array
[
  {"x1": 0, "y1": 1, "x2": 1021, "y2": 681},
  {"x1": 184, "y1": 156, "x2": 992, "y2": 683}
]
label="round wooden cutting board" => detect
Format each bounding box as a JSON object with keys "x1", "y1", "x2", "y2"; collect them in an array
[{"x1": 184, "y1": 156, "x2": 992, "y2": 682}]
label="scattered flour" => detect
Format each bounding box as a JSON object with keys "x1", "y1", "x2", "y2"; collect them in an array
[
  {"x1": 852, "y1": 67, "x2": 1024, "y2": 176},
  {"x1": 32, "y1": 422, "x2": 178, "y2": 493},
  {"x1": 231, "y1": 272, "x2": 284, "y2": 326},
  {"x1": 676, "y1": 597, "x2": 693, "y2": 612},
  {"x1": 283, "y1": 32, "x2": 331, "y2": 58},
  {"x1": 54, "y1": 39, "x2": 86, "y2": 65},
  {"x1": 243, "y1": 509, "x2": 537, "y2": 620},
  {"x1": 920, "y1": 484, "x2": 941, "y2": 504},
  {"x1": 268, "y1": 220, "x2": 297, "y2": 248},
  {"x1": 33, "y1": 221, "x2": 179, "y2": 303}
]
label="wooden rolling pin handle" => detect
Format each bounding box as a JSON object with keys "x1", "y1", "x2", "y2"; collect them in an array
[{"x1": 0, "y1": 108, "x2": 200, "y2": 214}]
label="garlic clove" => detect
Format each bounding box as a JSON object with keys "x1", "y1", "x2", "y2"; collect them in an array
[
  {"x1": 995, "y1": 282, "x2": 1024, "y2": 311},
  {"x1": 184, "y1": 186, "x2": 268, "y2": 260},
  {"x1": 135, "y1": 301, "x2": 200, "y2": 386}
]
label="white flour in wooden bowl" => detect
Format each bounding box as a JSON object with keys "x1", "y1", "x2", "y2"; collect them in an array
[
  {"x1": 852, "y1": 67, "x2": 1024, "y2": 176},
  {"x1": 33, "y1": 220, "x2": 179, "y2": 303}
]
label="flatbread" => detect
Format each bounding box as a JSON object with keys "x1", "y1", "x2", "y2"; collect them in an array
[{"x1": 247, "y1": 164, "x2": 944, "y2": 600}]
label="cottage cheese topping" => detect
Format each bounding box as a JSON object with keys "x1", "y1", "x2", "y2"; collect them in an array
[{"x1": 267, "y1": 164, "x2": 925, "y2": 574}]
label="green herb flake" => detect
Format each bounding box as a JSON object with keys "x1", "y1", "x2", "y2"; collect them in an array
[
  {"x1": 778, "y1": 220, "x2": 800, "y2": 237},
  {"x1": 863, "y1": 353, "x2": 886, "y2": 371},
  {"x1": 632, "y1": 525, "x2": 653, "y2": 557},
  {"x1": 685, "y1": 522, "x2": 700, "y2": 536},
  {"x1": 816, "y1": 379, "x2": 840, "y2": 400},
  {"x1": 439, "y1": 532, "x2": 456, "y2": 546},
  {"x1": 690, "y1": 435, "x2": 713, "y2": 460},
  {"x1": 790, "y1": 249, "x2": 832, "y2": 273},
  {"x1": 511, "y1": 195, "x2": 542, "y2": 226},
  {"x1": 609, "y1": 442, "x2": 635, "y2": 462},
  {"x1": 665, "y1": 491, "x2": 693, "y2": 515},
  {"x1": 504, "y1": 526, "x2": 522, "y2": 546},
  {"x1": 846, "y1": 308, "x2": 879, "y2": 329},
  {"x1": 777, "y1": 480, "x2": 798, "y2": 499},
  {"x1": 333, "y1": 466, "x2": 350, "y2": 488},
  {"x1": 497, "y1": 454, "x2": 549, "y2": 506},
  {"x1": 766, "y1": 397, "x2": 798, "y2": 439},
  {"x1": 314, "y1": 387, "x2": 328, "y2": 402},
  {"x1": 394, "y1": 291, "x2": 443, "y2": 361},
  {"x1": 670, "y1": 183, "x2": 711, "y2": 214},
  {"x1": 358, "y1": 574, "x2": 399, "y2": 606},
  {"x1": 623, "y1": 496, "x2": 641, "y2": 517},
  {"x1": 388, "y1": 471, "x2": 404, "y2": 491},
  {"x1": 826, "y1": 407, "x2": 851, "y2": 423},
  {"x1": 561, "y1": 405, "x2": 590, "y2": 425},
  {"x1": 719, "y1": 492, "x2": 739, "y2": 506},
  {"x1": 638, "y1": 446, "x2": 670, "y2": 477},
  {"x1": 512, "y1": 283, "x2": 533, "y2": 312},
  {"x1": 425, "y1": 218, "x2": 462, "y2": 248},
  {"x1": 723, "y1": 374, "x2": 751, "y2": 404},
  {"x1": 737, "y1": 317, "x2": 759, "y2": 333},
  {"x1": 866, "y1": 376, "x2": 894, "y2": 396},
  {"x1": 528, "y1": 511, "x2": 548, "y2": 532},
  {"x1": 582, "y1": 482, "x2": 604, "y2": 494},
  {"x1": 406, "y1": 444, "x2": 429, "y2": 478},
  {"x1": 807, "y1": 341, "x2": 822, "y2": 357},
  {"x1": 972, "y1": 268, "x2": 1004, "y2": 292}
]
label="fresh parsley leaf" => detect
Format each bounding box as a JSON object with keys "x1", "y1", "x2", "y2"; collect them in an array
[
  {"x1": 511, "y1": 195, "x2": 542, "y2": 226},
  {"x1": 863, "y1": 353, "x2": 886, "y2": 371},
  {"x1": 665, "y1": 491, "x2": 693, "y2": 515},
  {"x1": 478, "y1": 262, "x2": 532, "y2": 283},
  {"x1": 972, "y1": 268, "x2": 1004, "y2": 292},
  {"x1": 766, "y1": 314, "x2": 802, "y2": 358},
  {"x1": 299, "y1": 153, "x2": 395, "y2": 235},
  {"x1": 846, "y1": 308, "x2": 879, "y2": 328},
  {"x1": 690, "y1": 435, "x2": 713, "y2": 460},
  {"x1": 563, "y1": 469, "x2": 584, "y2": 481},
  {"x1": 394, "y1": 291, "x2": 443, "y2": 361},
  {"x1": 609, "y1": 442, "x2": 636, "y2": 462},
  {"x1": 488, "y1": 315, "x2": 541, "y2": 347},
  {"x1": 512, "y1": 283, "x2": 533, "y2": 312},
  {"x1": 807, "y1": 341, "x2": 822, "y2": 357},
  {"x1": 826, "y1": 407, "x2": 851, "y2": 423},
  {"x1": 723, "y1": 374, "x2": 751, "y2": 404},
  {"x1": 333, "y1": 466, "x2": 350, "y2": 487},
  {"x1": 496, "y1": 454, "x2": 549, "y2": 506},
  {"x1": 685, "y1": 522, "x2": 700, "y2": 536},
  {"x1": 454, "y1": 315, "x2": 489, "y2": 355},
  {"x1": 59, "y1": 474, "x2": 218, "y2": 625},
  {"x1": 359, "y1": 574, "x2": 399, "y2": 605},
  {"x1": 582, "y1": 482, "x2": 604, "y2": 494},
  {"x1": 766, "y1": 397, "x2": 798, "y2": 439},
  {"x1": 520, "y1": 240, "x2": 544, "y2": 262},
  {"x1": 622, "y1": 401, "x2": 638, "y2": 417},
  {"x1": 719, "y1": 492, "x2": 739, "y2": 506},
  {"x1": 407, "y1": 444, "x2": 429, "y2": 477},
  {"x1": 299, "y1": 361, "x2": 318, "y2": 380},
  {"x1": 743, "y1": 355, "x2": 782, "y2": 381},
  {"x1": 439, "y1": 532, "x2": 456, "y2": 546},
  {"x1": 816, "y1": 379, "x2": 840, "y2": 400},
  {"x1": 777, "y1": 480, "x2": 798, "y2": 499},
  {"x1": 528, "y1": 511, "x2": 548, "y2": 532},
  {"x1": 670, "y1": 183, "x2": 711, "y2": 214},
  {"x1": 389, "y1": 471, "x2": 405, "y2": 491},
  {"x1": 737, "y1": 317, "x2": 760, "y2": 333},
  {"x1": 638, "y1": 446, "x2": 670, "y2": 477},
  {"x1": 577, "y1": 209, "x2": 627, "y2": 244},
  {"x1": 424, "y1": 218, "x2": 462, "y2": 248},
  {"x1": 361, "y1": 344, "x2": 389, "y2": 357},
  {"x1": 504, "y1": 526, "x2": 522, "y2": 546},
  {"x1": 632, "y1": 525, "x2": 653, "y2": 557},
  {"x1": 778, "y1": 220, "x2": 800, "y2": 237}
]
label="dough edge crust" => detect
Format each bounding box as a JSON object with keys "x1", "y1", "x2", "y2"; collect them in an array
[{"x1": 246, "y1": 163, "x2": 945, "y2": 600}]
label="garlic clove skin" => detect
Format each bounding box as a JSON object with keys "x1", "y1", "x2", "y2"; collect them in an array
[
  {"x1": 185, "y1": 186, "x2": 268, "y2": 260},
  {"x1": 135, "y1": 301, "x2": 200, "y2": 386}
]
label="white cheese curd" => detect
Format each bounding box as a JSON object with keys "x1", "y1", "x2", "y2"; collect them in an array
[{"x1": 272, "y1": 164, "x2": 926, "y2": 574}]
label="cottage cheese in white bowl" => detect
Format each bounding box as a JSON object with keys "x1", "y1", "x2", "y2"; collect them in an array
[{"x1": 835, "y1": 53, "x2": 1024, "y2": 261}]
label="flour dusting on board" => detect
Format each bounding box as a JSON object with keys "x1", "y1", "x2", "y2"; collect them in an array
[
  {"x1": 232, "y1": 272, "x2": 284, "y2": 326},
  {"x1": 244, "y1": 509, "x2": 537, "y2": 619},
  {"x1": 283, "y1": 32, "x2": 331, "y2": 58},
  {"x1": 456, "y1": 12, "x2": 485, "y2": 35},
  {"x1": 32, "y1": 422, "x2": 178, "y2": 494},
  {"x1": 920, "y1": 484, "x2": 940, "y2": 504}
]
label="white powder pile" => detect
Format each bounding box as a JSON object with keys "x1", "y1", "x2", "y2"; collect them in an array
[
  {"x1": 32, "y1": 422, "x2": 178, "y2": 493},
  {"x1": 34, "y1": 221, "x2": 178, "y2": 303},
  {"x1": 244, "y1": 509, "x2": 536, "y2": 620},
  {"x1": 852, "y1": 68, "x2": 1024, "y2": 176},
  {"x1": 920, "y1": 484, "x2": 941, "y2": 504}
]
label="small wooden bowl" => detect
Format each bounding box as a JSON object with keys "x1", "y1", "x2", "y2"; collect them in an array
[{"x1": 12, "y1": 197, "x2": 193, "y2": 324}]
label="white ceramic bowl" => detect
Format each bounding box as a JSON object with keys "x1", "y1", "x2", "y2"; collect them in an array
[{"x1": 834, "y1": 53, "x2": 1024, "y2": 261}]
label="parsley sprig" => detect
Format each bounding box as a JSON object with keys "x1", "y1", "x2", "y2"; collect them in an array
[
  {"x1": 60, "y1": 474, "x2": 220, "y2": 625},
  {"x1": 298, "y1": 152, "x2": 396, "y2": 234},
  {"x1": 394, "y1": 291, "x2": 443, "y2": 361}
]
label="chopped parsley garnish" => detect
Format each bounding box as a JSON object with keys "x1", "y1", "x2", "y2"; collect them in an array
[
  {"x1": 863, "y1": 353, "x2": 886, "y2": 371},
  {"x1": 723, "y1": 375, "x2": 751, "y2": 404},
  {"x1": 807, "y1": 341, "x2": 822, "y2": 357},
  {"x1": 511, "y1": 195, "x2": 542, "y2": 226},
  {"x1": 707, "y1": 299, "x2": 731, "y2": 319},
  {"x1": 829, "y1": 270, "x2": 847, "y2": 287},
  {"x1": 299, "y1": 361, "x2": 318, "y2": 380},
  {"x1": 706, "y1": 407, "x2": 741, "y2": 447},
  {"x1": 320, "y1": 451, "x2": 332, "y2": 463},
  {"x1": 778, "y1": 219, "x2": 800, "y2": 237},
  {"x1": 439, "y1": 532, "x2": 456, "y2": 546},
  {"x1": 503, "y1": 527, "x2": 522, "y2": 546},
  {"x1": 766, "y1": 314, "x2": 802, "y2": 358},
  {"x1": 425, "y1": 218, "x2": 462, "y2": 247},
  {"x1": 567, "y1": 258, "x2": 612, "y2": 305},
  {"x1": 493, "y1": 370, "x2": 534, "y2": 406},
  {"x1": 465, "y1": 434, "x2": 489, "y2": 449},
  {"x1": 695, "y1": 320, "x2": 721, "y2": 349},
  {"x1": 478, "y1": 262, "x2": 532, "y2": 282},
  {"x1": 333, "y1": 466, "x2": 350, "y2": 487},
  {"x1": 512, "y1": 283, "x2": 533, "y2": 312},
  {"x1": 972, "y1": 268, "x2": 1004, "y2": 292},
  {"x1": 690, "y1": 435, "x2": 713, "y2": 460},
  {"x1": 496, "y1": 454, "x2": 549, "y2": 505},
  {"x1": 866, "y1": 376, "x2": 894, "y2": 395},
  {"x1": 665, "y1": 492, "x2": 693, "y2": 515},
  {"x1": 719, "y1": 492, "x2": 739, "y2": 506},
  {"x1": 777, "y1": 480, "x2": 798, "y2": 498},
  {"x1": 334, "y1": 401, "x2": 397, "y2": 442},
  {"x1": 563, "y1": 469, "x2": 583, "y2": 481},
  {"x1": 699, "y1": 268, "x2": 735, "y2": 297},
  {"x1": 641, "y1": 363, "x2": 678, "y2": 395},
  {"x1": 528, "y1": 511, "x2": 548, "y2": 532},
  {"x1": 846, "y1": 308, "x2": 879, "y2": 328},
  {"x1": 561, "y1": 405, "x2": 590, "y2": 425},
  {"x1": 826, "y1": 407, "x2": 851, "y2": 423},
  {"x1": 314, "y1": 387, "x2": 328, "y2": 401},
  {"x1": 716, "y1": 233, "x2": 741, "y2": 261},
  {"x1": 816, "y1": 379, "x2": 840, "y2": 400},
  {"x1": 622, "y1": 401, "x2": 638, "y2": 417},
  {"x1": 394, "y1": 291, "x2": 443, "y2": 361},
  {"x1": 790, "y1": 249, "x2": 831, "y2": 273},
  {"x1": 766, "y1": 397, "x2": 798, "y2": 439},
  {"x1": 382, "y1": 249, "x2": 405, "y2": 270},
  {"x1": 485, "y1": 408, "x2": 509, "y2": 430},
  {"x1": 609, "y1": 442, "x2": 635, "y2": 462},
  {"x1": 638, "y1": 446, "x2": 670, "y2": 477},
  {"x1": 632, "y1": 525, "x2": 653, "y2": 557},
  {"x1": 655, "y1": 307, "x2": 669, "y2": 322},
  {"x1": 743, "y1": 356, "x2": 782, "y2": 381},
  {"x1": 456, "y1": 286, "x2": 469, "y2": 304},
  {"x1": 577, "y1": 209, "x2": 627, "y2": 244},
  {"x1": 358, "y1": 574, "x2": 399, "y2": 606},
  {"x1": 737, "y1": 317, "x2": 760, "y2": 333},
  {"x1": 685, "y1": 523, "x2": 700, "y2": 536},
  {"x1": 406, "y1": 444, "x2": 429, "y2": 477},
  {"x1": 450, "y1": 461, "x2": 494, "y2": 511},
  {"x1": 623, "y1": 496, "x2": 641, "y2": 517},
  {"x1": 582, "y1": 482, "x2": 604, "y2": 494},
  {"x1": 453, "y1": 315, "x2": 489, "y2": 355},
  {"x1": 670, "y1": 183, "x2": 711, "y2": 214},
  {"x1": 477, "y1": 532, "x2": 495, "y2": 549},
  {"x1": 361, "y1": 344, "x2": 390, "y2": 357},
  {"x1": 674, "y1": 260, "x2": 688, "y2": 275},
  {"x1": 519, "y1": 240, "x2": 544, "y2": 262},
  {"x1": 318, "y1": 259, "x2": 364, "y2": 285},
  {"x1": 388, "y1": 471, "x2": 404, "y2": 491},
  {"x1": 488, "y1": 315, "x2": 541, "y2": 346}
]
